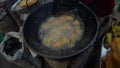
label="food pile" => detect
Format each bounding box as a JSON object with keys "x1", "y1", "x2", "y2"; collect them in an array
[
  {"x1": 102, "y1": 19, "x2": 120, "y2": 68},
  {"x1": 39, "y1": 15, "x2": 83, "y2": 49}
]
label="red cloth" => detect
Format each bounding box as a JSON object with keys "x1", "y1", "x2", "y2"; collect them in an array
[{"x1": 80, "y1": 0, "x2": 115, "y2": 17}]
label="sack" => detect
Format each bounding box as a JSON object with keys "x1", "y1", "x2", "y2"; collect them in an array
[{"x1": 0, "y1": 32, "x2": 24, "y2": 62}]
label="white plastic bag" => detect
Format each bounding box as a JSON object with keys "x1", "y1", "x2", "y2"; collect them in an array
[{"x1": 0, "y1": 32, "x2": 24, "y2": 62}]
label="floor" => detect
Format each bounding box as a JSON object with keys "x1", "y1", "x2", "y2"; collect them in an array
[{"x1": 0, "y1": 54, "x2": 22, "y2": 68}]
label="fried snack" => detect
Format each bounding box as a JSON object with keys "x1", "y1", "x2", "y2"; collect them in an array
[
  {"x1": 39, "y1": 15, "x2": 83, "y2": 49},
  {"x1": 103, "y1": 19, "x2": 120, "y2": 68},
  {"x1": 104, "y1": 19, "x2": 120, "y2": 48},
  {"x1": 18, "y1": 0, "x2": 37, "y2": 10},
  {"x1": 112, "y1": 24, "x2": 120, "y2": 36},
  {"x1": 110, "y1": 37, "x2": 120, "y2": 63},
  {"x1": 104, "y1": 33, "x2": 112, "y2": 48},
  {"x1": 102, "y1": 37, "x2": 120, "y2": 68},
  {"x1": 102, "y1": 51, "x2": 114, "y2": 68}
]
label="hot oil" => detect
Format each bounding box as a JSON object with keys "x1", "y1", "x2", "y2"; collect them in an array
[{"x1": 38, "y1": 15, "x2": 84, "y2": 50}]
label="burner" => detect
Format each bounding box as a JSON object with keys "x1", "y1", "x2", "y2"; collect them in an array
[
  {"x1": 68, "y1": 47, "x2": 93, "y2": 68},
  {"x1": 42, "y1": 44, "x2": 101, "y2": 68}
]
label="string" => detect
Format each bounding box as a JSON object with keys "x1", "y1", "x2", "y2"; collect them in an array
[{"x1": 26, "y1": 0, "x2": 30, "y2": 11}]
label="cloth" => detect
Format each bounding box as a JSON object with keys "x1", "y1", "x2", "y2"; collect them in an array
[{"x1": 80, "y1": 0, "x2": 115, "y2": 17}]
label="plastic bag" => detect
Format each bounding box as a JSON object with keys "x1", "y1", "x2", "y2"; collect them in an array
[{"x1": 0, "y1": 32, "x2": 24, "y2": 62}]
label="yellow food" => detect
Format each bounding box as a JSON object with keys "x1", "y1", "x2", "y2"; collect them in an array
[
  {"x1": 102, "y1": 37, "x2": 120, "y2": 68},
  {"x1": 105, "y1": 33, "x2": 112, "y2": 48},
  {"x1": 18, "y1": 0, "x2": 37, "y2": 10},
  {"x1": 64, "y1": 23, "x2": 71, "y2": 29},
  {"x1": 48, "y1": 17, "x2": 55, "y2": 22},
  {"x1": 103, "y1": 19, "x2": 120, "y2": 68},
  {"x1": 66, "y1": 16, "x2": 73, "y2": 21},
  {"x1": 75, "y1": 27, "x2": 80, "y2": 33},
  {"x1": 74, "y1": 19, "x2": 80, "y2": 25},
  {"x1": 111, "y1": 37, "x2": 120, "y2": 63},
  {"x1": 112, "y1": 25, "x2": 120, "y2": 36},
  {"x1": 39, "y1": 15, "x2": 83, "y2": 49},
  {"x1": 105, "y1": 33, "x2": 112, "y2": 43},
  {"x1": 54, "y1": 41, "x2": 62, "y2": 48}
]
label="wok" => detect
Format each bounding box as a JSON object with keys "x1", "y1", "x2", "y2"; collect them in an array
[{"x1": 23, "y1": 2, "x2": 99, "y2": 59}]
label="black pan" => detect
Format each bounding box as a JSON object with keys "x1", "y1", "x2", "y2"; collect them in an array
[{"x1": 23, "y1": 1, "x2": 99, "y2": 59}]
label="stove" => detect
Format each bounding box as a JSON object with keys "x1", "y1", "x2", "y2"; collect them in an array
[{"x1": 28, "y1": 40, "x2": 101, "y2": 68}]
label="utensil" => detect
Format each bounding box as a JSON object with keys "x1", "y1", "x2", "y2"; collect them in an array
[{"x1": 23, "y1": 1, "x2": 99, "y2": 59}]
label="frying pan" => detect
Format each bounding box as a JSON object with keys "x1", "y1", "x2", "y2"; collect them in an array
[{"x1": 23, "y1": 1, "x2": 99, "y2": 59}]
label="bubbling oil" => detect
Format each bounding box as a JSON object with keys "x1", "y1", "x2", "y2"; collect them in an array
[{"x1": 38, "y1": 15, "x2": 84, "y2": 50}]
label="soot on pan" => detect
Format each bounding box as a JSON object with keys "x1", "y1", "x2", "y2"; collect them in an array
[{"x1": 3, "y1": 37, "x2": 22, "y2": 56}]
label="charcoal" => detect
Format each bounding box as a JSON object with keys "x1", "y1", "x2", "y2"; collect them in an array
[{"x1": 3, "y1": 37, "x2": 22, "y2": 56}]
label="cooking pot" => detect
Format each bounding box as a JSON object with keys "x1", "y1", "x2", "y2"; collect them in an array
[{"x1": 23, "y1": 1, "x2": 99, "y2": 59}]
